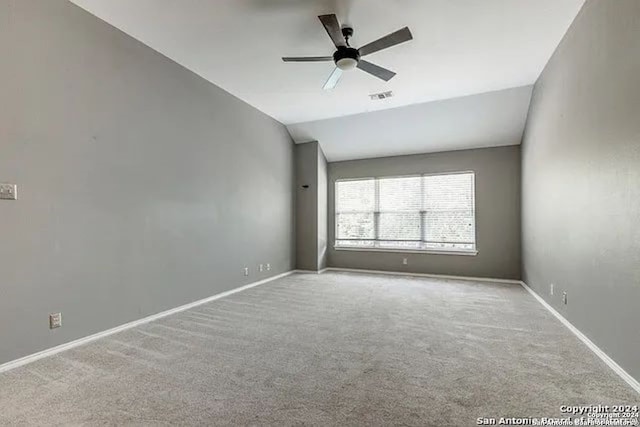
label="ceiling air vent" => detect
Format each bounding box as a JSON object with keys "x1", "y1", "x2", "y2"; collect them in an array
[{"x1": 369, "y1": 91, "x2": 393, "y2": 100}]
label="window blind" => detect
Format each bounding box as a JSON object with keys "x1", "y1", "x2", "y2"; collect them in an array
[{"x1": 335, "y1": 172, "x2": 475, "y2": 251}]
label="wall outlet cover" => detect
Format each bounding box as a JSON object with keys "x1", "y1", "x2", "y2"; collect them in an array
[
  {"x1": 243, "y1": 267, "x2": 249, "y2": 276},
  {"x1": 266, "y1": 263, "x2": 271, "y2": 271},
  {"x1": 0, "y1": 183, "x2": 17, "y2": 200},
  {"x1": 562, "y1": 291, "x2": 568, "y2": 305},
  {"x1": 49, "y1": 313, "x2": 62, "y2": 329},
  {"x1": 550, "y1": 283, "x2": 554, "y2": 296}
]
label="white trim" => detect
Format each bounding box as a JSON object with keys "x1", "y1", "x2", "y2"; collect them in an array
[
  {"x1": 520, "y1": 281, "x2": 640, "y2": 395},
  {"x1": 0, "y1": 271, "x2": 295, "y2": 374},
  {"x1": 6, "y1": 270, "x2": 635, "y2": 396},
  {"x1": 334, "y1": 169, "x2": 476, "y2": 183},
  {"x1": 324, "y1": 267, "x2": 520, "y2": 285},
  {"x1": 334, "y1": 247, "x2": 478, "y2": 256},
  {"x1": 294, "y1": 269, "x2": 328, "y2": 274}
]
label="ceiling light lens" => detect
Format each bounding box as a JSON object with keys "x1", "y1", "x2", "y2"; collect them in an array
[{"x1": 336, "y1": 58, "x2": 358, "y2": 71}]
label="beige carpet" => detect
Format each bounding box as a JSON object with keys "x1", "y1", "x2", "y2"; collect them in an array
[{"x1": 0, "y1": 271, "x2": 637, "y2": 425}]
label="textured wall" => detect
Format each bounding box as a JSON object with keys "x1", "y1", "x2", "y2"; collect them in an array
[
  {"x1": 521, "y1": 0, "x2": 640, "y2": 382},
  {"x1": 317, "y1": 146, "x2": 328, "y2": 270},
  {"x1": 294, "y1": 142, "x2": 318, "y2": 271},
  {"x1": 294, "y1": 141, "x2": 327, "y2": 271},
  {"x1": 328, "y1": 146, "x2": 521, "y2": 279},
  {"x1": 0, "y1": 0, "x2": 294, "y2": 365}
]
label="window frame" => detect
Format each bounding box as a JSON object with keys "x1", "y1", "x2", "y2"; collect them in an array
[{"x1": 334, "y1": 171, "x2": 477, "y2": 256}]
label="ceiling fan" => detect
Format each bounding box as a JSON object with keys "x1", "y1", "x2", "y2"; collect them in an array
[{"x1": 282, "y1": 14, "x2": 413, "y2": 90}]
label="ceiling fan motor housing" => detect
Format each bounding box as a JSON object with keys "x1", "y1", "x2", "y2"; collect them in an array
[{"x1": 334, "y1": 46, "x2": 360, "y2": 70}]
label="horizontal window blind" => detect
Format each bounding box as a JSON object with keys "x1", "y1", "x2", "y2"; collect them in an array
[{"x1": 335, "y1": 172, "x2": 475, "y2": 252}]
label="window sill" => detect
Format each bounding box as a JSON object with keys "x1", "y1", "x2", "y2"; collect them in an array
[{"x1": 333, "y1": 247, "x2": 478, "y2": 256}]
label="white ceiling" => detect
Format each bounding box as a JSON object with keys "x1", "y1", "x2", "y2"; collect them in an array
[
  {"x1": 288, "y1": 86, "x2": 533, "y2": 161},
  {"x1": 70, "y1": 0, "x2": 584, "y2": 126}
]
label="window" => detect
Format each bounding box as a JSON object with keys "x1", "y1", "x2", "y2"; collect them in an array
[{"x1": 335, "y1": 172, "x2": 476, "y2": 253}]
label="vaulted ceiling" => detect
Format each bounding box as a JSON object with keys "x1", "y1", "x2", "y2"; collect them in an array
[
  {"x1": 288, "y1": 86, "x2": 533, "y2": 161},
  {"x1": 69, "y1": 0, "x2": 584, "y2": 159}
]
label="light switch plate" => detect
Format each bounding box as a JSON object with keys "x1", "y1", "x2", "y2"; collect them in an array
[{"x1": 0, "y1": 183, "x2": 17, "y2": 200}]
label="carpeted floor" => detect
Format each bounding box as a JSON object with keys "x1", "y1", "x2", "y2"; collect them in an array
[{"x1": 0, "y1": 272, "x2": 637, "y2": 426}]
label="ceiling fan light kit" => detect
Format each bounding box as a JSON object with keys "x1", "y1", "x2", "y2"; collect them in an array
[
  {"x1": 282, "y1": 14, "x2": 413, "y2": 90},
  {"x1": 334, "y1": 47, "x2": 360, "y2": 70}
]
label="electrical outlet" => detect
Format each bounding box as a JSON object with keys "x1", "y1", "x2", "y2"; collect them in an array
[
  {"x1": 259, "y1": 264, "x2": 264, "y2": 272},
  {"x1": 0, "y1": 183, "x2": 17, "y2": 200},
  {"x1": 266, "y1": 263, "x2": 271, "y2": 271},
  {"x1": 402, "y1": 258, "x2": 408, "y2": 265},
  {"x1": 49, "y1": 313, "x2": 62, "y2": 329},
  {"x1": 550, "y1": 283, "x2": 554, "y2": 296},
  {"x1": 562, "y1": 291, "x2": 567, "y2": 305},
  {"x1": 243, "y1": 267, "x2": 249, "y2": 276}
]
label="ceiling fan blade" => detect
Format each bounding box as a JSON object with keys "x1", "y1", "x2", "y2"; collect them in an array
[
  {"x1": 318, "y1": 14, "x2": 345, "y2": 48},
  {"x1": 356, "y1": 60, "x2": 396, "y2": 81},
  {"x1": 323, "y1": 67, "x2": 343, "y2": 90},
  {"x1": 282, "y1": 56, "x2": 333, "y2": 62},
  {"x1": 358, "y1": 27, "x2": 413, "y2": 56}
]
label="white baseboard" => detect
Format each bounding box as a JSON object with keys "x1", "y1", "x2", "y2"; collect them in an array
[
  {"x1": 294, "y1": 269, "x2": 328, "y2": 274},
  {"x1": 520, "y1": 281, "x2": 640, "y2": 394},
  {"x1": 0, "y1": 270, "x2": 295, "y2": 374},
  {"x1": 324, "y1": 267, "x2": 521, "y2": 285},
  {"x1": 5, "y1": 270, "x2": 636, "y2": 396}
]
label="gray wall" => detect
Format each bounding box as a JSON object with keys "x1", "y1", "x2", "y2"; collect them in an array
[
  {"x1": 0, "y1": 0, "x2": 294, "y2": 365},
  {"x1": 295, "y1": 142, "x2": 318, "y2": 270},
  {"x1": 521, "y1": 0, "x2": 640, "y2": 382},
  {"x1": 328, "y1": 146, "x2": 521, "y2": 279},
  {"x1": 317, "y1": 146, "x2": 328, "y2": 270},
  {"x1": 294, "y1": 141, "x2": 327, "y2": 271}
]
